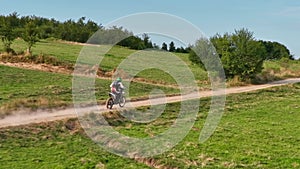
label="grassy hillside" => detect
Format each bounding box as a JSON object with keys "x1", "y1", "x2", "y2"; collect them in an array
[
  {"x1": 0, "y1": 65, "x2": 73, "y2": 115},
  {"x1": 0, "y1": 39, "x2": 209, "y2": 86},
  {"x1": 0, "y1": 65, "x2": 179, "y2": 116},
  {"x1": 1, "y1": 38, "x2": 300, "y2": 115},
  {"x1": 9, "y1": 38, "x2": 82, "y2": 63},
  {"x1": 2, "y1": 39, "x2": 300, "y2": 88},
  {"x1": 1, "y1": 83, "x2": 299, "y2": 168}
]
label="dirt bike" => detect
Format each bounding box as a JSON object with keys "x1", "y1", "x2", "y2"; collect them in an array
[{"x1": 106, "y1": 88, "x2": 126, "y2": 109}]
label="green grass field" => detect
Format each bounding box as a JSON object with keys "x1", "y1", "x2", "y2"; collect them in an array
[
  {"x1": 1, "y1": 83, "x2": 299, "y2": 168},
  {"x1": 0, "y1": 65, "x2": 179, "y2": 116},
  {"x1": 154, "y1": 83, "x2": 300, "y2": 168},
  {"x1": 1, "y1": 33, "x2": 300, "y2": 169},
  {"x1": 0, "y1": 119, "x2": 151, "y2": 169}
]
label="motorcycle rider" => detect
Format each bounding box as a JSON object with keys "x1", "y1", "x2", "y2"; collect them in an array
[{"x1": 110, "y1": 77, "x2": 124, "y2": 102}]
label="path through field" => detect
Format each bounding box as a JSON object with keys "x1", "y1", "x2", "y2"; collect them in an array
[{"x1": 1, "y1": 78, "x2": 300, "y2": 128}]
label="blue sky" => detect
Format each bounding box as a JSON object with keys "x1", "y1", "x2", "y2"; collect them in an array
[{"x1": 1, "y1": 0, "x2": 300, "y2": 58}]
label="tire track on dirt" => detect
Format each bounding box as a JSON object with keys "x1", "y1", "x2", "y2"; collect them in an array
[{"x1": 1, "y1": 78, "x2": 300, "y2": 128}]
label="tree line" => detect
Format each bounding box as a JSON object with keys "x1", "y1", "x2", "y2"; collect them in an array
[
  {"x1": 0, "y1": 13, "x2": 295, "y2": 81},
  {"x1": 0, "y1": 12, "x2": 190, "y2": 53},
  {"x1": 0, "y1": 12, "x2": 100, "y2": 54}
]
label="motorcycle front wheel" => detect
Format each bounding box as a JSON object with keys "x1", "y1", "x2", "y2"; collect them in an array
[{"x1": 119, "y1": 96, "x2": 126, "y2": 107}]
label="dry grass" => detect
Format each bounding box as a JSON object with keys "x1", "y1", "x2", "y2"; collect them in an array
[
  {"x1": 0, "y1": 52, "x2": 73, "y2": 69},
  {"x1": 255, "y1": 59, "x2": 300, "y2": 83},
  {"x1": 0, "y1": 97, "x2": 68, "y2": 118},
  {"x1": 227, "y1": 76, "x2": 249, "y2": 87}
]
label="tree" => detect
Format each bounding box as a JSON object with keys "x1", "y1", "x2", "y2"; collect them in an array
[
  {"x1": 153, "y1": 43, "x2": 160, "y2": 49},
  {"x1": 260, "y1": 40, "x2": 293, "y2": 60},
  {"x1": 169, "y1": 41, "x2": 176, "y2": 52},
  {"x1": 228, "y1": 29, "x2": 266, "y2": 80},
  {"x1": 161, "y1": 42, "x2": 168, "y2": 51},
  {"x1": 142, "y1": 33, "x2": 153, "y2": 48},
  {"x1": 210, "y1": 33, "x2": 233, "y2": 59},
  {"x1": 117, "y1": 35, "x2": 146, "y2": 50},
  {"x1": 128, "y1": 36, "x2": 146, "y2": 50},
  {"x1": 22, "y1": 21, "x2": 39, "y2": 55},
  {"x1": 189, "y1": 38, "x2": 221, "y2": 73},
  {"x1": 192, "y1": 28, "x2": 267, "y2": 81},
  {"x1": 0, "y1": 15, "x2": 17, "y2": 53},
  {"x1": 175, "y1": 47, "x2": 187, "y2": 53}
]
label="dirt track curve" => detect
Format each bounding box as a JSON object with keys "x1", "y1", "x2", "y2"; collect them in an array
[{"x1": 1, "y1": 78, "x2": 300, "y2": 128}]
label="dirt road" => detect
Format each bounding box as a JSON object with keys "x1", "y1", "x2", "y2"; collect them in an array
[{"x1": 1, "y1": 78, "x2": 300, "y2": 128}]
